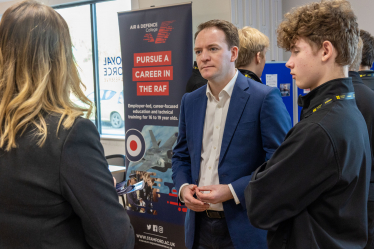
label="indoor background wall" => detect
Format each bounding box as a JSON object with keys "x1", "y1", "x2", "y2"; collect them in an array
[
  {"x1": 231, "y1": 0, "x2": 283, "y2": 61},
  {"x1": 0, "y1": 0, "x2": 371, "y2": 155},
  {"x1": 282, "y1": 0, "x2": 374, "y2": 59}
]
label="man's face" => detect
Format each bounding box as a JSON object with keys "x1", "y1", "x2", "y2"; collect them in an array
[
  {"x1": 194, "y1": 27, "x2": 237, "y2": 84},
  {"x1": 147, "y1": 178, "x2": 153, "y2": 187},
  {"x1": 130, "y1": 177, "x2": 137, "y2": 185},
  {"x1": 286, "y1": 37, "x2": 323, "y2": 90}
]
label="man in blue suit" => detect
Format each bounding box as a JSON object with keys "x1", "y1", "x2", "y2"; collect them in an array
[{"x1": 172, "y1": 19, "x2": 291, "y2": 249}]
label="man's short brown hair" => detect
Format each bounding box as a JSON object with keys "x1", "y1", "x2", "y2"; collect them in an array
[
  {"x1": 236, "y1": 26, "x2": 270, "y2": 68},
  {"x1": 277, "y1": 0, "x2": 359, "y2": 66},
  {"x1": 194, "y1": 19, "x2": 239, "y2": 49},
  {"x1": 360, "y1": 29, "x2": 374, "y2": 68}
]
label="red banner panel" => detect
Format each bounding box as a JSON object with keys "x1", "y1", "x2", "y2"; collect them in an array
[
  {"x1": 137, "y1": 82, "x2": 169, "y2": 96},
  {"x1": 132, "y1": 66, "x2": 173, "y2": 81},
  {"x1": 134, "y1": 51, "x2": 172, "y2": 67}
]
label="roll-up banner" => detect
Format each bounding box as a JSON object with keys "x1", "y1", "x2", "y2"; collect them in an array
[{"x1": 118, "y1": 3, "x2": 192, "y2": 248}]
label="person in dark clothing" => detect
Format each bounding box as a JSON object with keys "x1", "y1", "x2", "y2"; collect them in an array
[
  {"x1": 127, "y1": 174, "x2": 141, "y2": 211},
  {"x1": 0, "y1": 1, "x2": 134, "y2": 248},
  {"x1": 358, "y1": 30, "x2": 374, "y2": 90},
  {"x1": 349, "y1": 38, "x2": 374, "y2": 249},
  {"x1": 128, "y1": 191, "x2": 140, "y2": 211},
  {"x1": 141, "y1": 174, "x2": 157, "y2": 214},
  {"x1": 245, "y1": 1, "x2": 371, "y2": 248},
  {"x1": 185, "y1": 61, "x2": 208, "y2": 92},
  {"x1": 236, "y1": 26, "x2": 269, "y2": 83}
]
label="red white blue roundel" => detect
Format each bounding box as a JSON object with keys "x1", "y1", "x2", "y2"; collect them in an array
[{"x1": 125, "y1": 129, "x2": 146, "y2": 162}]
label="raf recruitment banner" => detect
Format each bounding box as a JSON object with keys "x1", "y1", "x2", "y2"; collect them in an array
[{"x1": 118, "y1": 3, "x2": 192, "y2": 249}]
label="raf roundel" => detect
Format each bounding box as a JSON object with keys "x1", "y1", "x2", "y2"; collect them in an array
[{"x1": 125, "y1": 129, "x2": 146, "y2": 162}]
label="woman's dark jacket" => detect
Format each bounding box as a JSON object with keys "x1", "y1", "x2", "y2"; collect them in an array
[{"x1": 0, "y1": 115, "x2": 134, "y2": 249}]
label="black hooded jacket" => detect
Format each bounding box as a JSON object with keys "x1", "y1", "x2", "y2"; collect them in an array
[
  {"x1": 359, "y1": 70, "x2": 374, "y2": 90},
  {"x1": 246, "y1": 78, "x2": 371, "y2": 248}
]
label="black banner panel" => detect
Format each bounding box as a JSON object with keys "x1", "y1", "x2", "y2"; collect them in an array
[{"x1": 118, "y1": 4, "x2": 192, "y2": 249}]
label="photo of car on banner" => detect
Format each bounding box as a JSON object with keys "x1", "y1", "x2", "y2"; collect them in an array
[{"x1": 86, "y1": 89, "x2": 124, "y2": 128}]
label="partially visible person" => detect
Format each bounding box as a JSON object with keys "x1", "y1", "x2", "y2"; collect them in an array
[
  {"x1": 142, "y1": 173, "x2": 158, "y2": 214},
  {"x1": 127, "y1": 174, "x2": 141, "y2": 212},
  {"x1": 246, "y1": 1, "x2": 371, "y2": 248},
  {"x1": 236, "y1": 26, "x2": 269, "y2": 83},
  {"x1": 185, "y1": 61, "x2": 208, "y2": 92},
  {"x1": 349, "y1": 38, "x2": 374, "y2": 249},
  {"x1": 0, "y1": 1, "x2": 134, "y2": 248},
  {"x1": 359, "y1": 29, "x2": 374, "y2": 90}
]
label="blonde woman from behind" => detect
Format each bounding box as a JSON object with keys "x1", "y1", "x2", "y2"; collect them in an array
[{"x1": 0, "y1": 1, "x2": 134, "y2": 248}]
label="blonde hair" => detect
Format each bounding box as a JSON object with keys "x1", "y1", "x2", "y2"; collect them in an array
[
  {"x1": 236, "y1": 26, "x2": 269, "y2": 68},
  {"x1": 0, "y1": 0, "x2": 93, "y2": 151},
  {"x1": 277, "y1": 0, "x2": 359, "y2": 66},
  {"x1": 349, "y1": 37, "x2": 363, "y2": 72}
]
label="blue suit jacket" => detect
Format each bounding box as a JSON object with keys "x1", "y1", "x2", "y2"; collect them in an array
[{"x1": 172, "y1": 72, "x2": 291, "y2": 249}]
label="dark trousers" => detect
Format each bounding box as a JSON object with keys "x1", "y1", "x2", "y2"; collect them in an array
[
  {"x1": 366, "y1": 201, "x2": 374, "y2": 249},
  {"x1": 192, "y1": 211, "x2": 235, "y2": 249}
]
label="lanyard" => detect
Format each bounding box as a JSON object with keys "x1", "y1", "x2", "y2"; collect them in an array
[
  {"x1": 311, "y1": 92, "x2": 355, "y2": 113},
  {"x1": 360, "y1": 73, "x2": 374, "y2": 78},
  {"x1": 243, "y1": 74, "x2": 253, "y2": 79}
]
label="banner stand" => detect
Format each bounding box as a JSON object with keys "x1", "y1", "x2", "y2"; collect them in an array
[{"x1": 118, "y1": 3, "x2": 192, "y2": 248}]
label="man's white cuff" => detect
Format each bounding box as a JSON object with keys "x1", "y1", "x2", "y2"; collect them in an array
[
  {"x1": 178, "y1": 183, "x2": 190, "y2": 203},
  {"x1": 228, "y1": 184, "x2": 240, "y2": 204}
]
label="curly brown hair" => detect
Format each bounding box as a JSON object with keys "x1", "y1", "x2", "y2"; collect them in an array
[
  {"x1": 277, "y1": 0, "x2": 359, "y2": 66},
  {"x1": 360, "y1": 30, "x2": 374, "y2": 68},
  {"x1": 194, "y1": 19, "x2": 239, "y2": 49}
]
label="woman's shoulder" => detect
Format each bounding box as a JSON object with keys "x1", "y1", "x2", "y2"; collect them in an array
[{"x1": 44, "y1": 114, "x2": 97, "y2": 141}]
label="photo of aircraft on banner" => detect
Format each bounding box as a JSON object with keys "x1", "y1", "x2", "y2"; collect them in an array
[{"x1": 129, "y1": 130, "x2": 178, "y2": 172}]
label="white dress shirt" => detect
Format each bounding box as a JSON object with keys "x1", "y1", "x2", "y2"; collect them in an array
[{"x1": 179, "y1": 70, "x2": 240, "y2": 211}]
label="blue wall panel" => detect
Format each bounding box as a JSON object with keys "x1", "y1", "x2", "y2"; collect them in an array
[
  {"x1": 261, "y1": 62, "x2": 294, "y2": 124},
  {"x1": 261, "y1": 64, "x2": 374, "y2": 126}
]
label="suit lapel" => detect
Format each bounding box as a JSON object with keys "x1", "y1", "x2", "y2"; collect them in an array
[
  {"x1": 219, "y1": 75, "x2": 250, "y2": 165},
  {"x1": 193, "y1": 88, "x2": 207, "y2": 174}
]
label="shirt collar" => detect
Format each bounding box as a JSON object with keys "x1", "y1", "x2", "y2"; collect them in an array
[
  {"x1": 238, "y1": 68, "x2": 263, "y2": 83},
  {"x1": 206, "y1": 69, "x2": 238, "y2": 100}
]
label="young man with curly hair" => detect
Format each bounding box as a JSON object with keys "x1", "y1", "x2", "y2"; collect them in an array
[
  {"x1": 245, "y1": 0, "x2": 371, "y2": 248},
  {"x1": 359, "y1": 30, "x2": 374, "y2": 90}
]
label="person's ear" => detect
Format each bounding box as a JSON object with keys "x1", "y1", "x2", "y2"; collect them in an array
[
  {"x1": 230, "y1": 46, "x2": 239, "y2": 62},
  {"x1": 321, "y1": 41, "x2": 334, "y2": 62},
  {"x1": 256, "y1": 52, "x2": 262, "y2": 64}
]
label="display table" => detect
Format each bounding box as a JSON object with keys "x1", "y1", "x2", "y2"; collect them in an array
[{"x1": 109, "y1": 165, "x2": 126, "y2": 174}]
